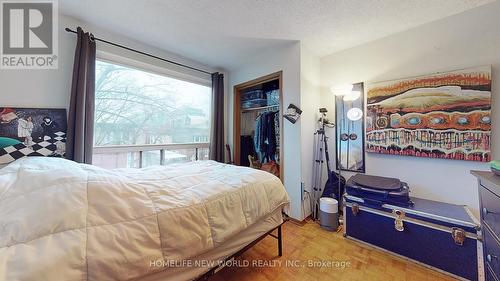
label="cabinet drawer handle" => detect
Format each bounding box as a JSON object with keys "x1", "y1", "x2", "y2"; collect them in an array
[
  {"x1": 487, "y1": 254, "x2": 498, "y2": 262},
  {"x1": 484, "y1": 208, "x2": 499, "y2": 216}
]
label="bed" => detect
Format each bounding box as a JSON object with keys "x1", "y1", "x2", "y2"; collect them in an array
[{"x1": 0, "y1": 157, "x2": 289, "y2": 281}]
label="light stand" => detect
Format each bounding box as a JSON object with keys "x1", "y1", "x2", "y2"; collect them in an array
[
  {"x1": 311, "y1": 108, "x2": 334, "y2": 220},
  {"x1": 337, "y1": 97, "x2": 345, "y2": 218}
]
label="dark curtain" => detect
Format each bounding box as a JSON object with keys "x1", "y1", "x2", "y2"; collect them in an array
[
  {"x1": 66, "y1": 27, "x2": 96, "y2": 164},
  {"x1": 209, "y1": 72, "x2": 225, "y2": 162}
]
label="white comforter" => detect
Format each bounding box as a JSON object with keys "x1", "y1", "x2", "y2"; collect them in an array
[{"x1": 0, "y1": 157, "x2": 289, "y2": 281}]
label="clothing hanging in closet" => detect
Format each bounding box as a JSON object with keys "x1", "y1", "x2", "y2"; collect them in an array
[{"x1": 254, "y1": 110, "x2": 279, "y2": 163}]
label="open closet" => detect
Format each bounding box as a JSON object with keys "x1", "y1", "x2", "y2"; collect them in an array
[{"x1": 233, "y1": 71, "x2": 283, "y2": 181}]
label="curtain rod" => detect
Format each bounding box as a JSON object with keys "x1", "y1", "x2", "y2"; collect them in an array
[{"x1": 64, "y1": 27, "x2": 213, "y2": 76}]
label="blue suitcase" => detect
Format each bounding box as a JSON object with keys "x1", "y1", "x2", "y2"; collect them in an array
[{"x1": 344, "y1": 194, "x2": 482, "y2": 281}]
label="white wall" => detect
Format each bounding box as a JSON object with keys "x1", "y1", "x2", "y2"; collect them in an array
[
  {"x1": 320, "y1": 2, "x2": 500, "y2": 216},
  {"x1": 0, "y1": 16, "x2": 75, "y2": 109},
  {"x1": 227, "y1": 42, "x2": 304, "y2": 219},
  {"x1": 0, "y1": 15, "x2": 217, "y2": 110},
  {"x1": 299, "y1": 46, "x2": 322, "y2": 218}
]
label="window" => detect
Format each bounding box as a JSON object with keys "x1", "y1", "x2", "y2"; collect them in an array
[{"x1": 92, "y1": 59, "x2": 211, "y2": 169}]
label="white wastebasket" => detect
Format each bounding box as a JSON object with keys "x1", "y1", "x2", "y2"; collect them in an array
[{"x1": 319, "y1": 197, "x2": 339, "y2": 231}]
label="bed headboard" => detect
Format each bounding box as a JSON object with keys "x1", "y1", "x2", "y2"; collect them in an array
[{"x1": 0, "y1": 107, "x2": 67, "y2": 164}]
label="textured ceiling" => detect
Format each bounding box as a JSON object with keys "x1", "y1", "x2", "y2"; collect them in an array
[{"x1": 60, "y1": 0, "x2": 495, "y2": 70}]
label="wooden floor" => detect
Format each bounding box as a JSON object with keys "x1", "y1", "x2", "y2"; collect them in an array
[{"x1": 211, "y1": 219, "x2": 456, "y2": 281}]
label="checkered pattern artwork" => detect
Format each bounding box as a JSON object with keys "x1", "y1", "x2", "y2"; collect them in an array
[
  {"x1": 0, "y1": 108, "x2": 67, "y2": 164},
  {"x1": 0, "y1": 143, "x2": 43, "y2": 164}
]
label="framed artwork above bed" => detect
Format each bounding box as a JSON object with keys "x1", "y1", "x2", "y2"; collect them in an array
[{"x1": 0, "y1": 107, "x2": 67, "y2": 164}]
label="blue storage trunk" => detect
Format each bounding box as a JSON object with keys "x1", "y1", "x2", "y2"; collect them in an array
[{"x1": 344, "y1": 195, "x2": 481, "y2": 281}]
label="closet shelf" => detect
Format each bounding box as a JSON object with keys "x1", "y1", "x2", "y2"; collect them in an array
[{"x1": 241, "y1": 105, "x2": 279, "y2": 113}]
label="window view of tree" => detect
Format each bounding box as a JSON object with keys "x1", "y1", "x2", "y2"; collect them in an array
[
  {"x1": 94, "y1": 60, "x2": 211, "y2": 146},
  {"x1": 92, "y1": 60, "x2": 211, "y2": 169}
]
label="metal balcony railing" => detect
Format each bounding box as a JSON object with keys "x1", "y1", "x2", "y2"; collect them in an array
[{"x1": 93, "y1": 143, "x2": 210, "y2": 168}]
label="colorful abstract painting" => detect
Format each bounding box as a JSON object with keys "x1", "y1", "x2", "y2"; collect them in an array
[
  {"x1": 0, "y1": 107, "x2": 67, "y2": 164},
  {"x1": 366, "y1": 66, "x2": 491, "y2": 162}
]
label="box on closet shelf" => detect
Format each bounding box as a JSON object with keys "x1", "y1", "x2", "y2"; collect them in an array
[{"x1": 266, "y1": 89, "x2": 280, "y2": 106}]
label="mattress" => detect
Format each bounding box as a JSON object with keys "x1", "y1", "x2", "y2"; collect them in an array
[
  {"x1": 141, "y1": 208, "x2": 284, "y2": 281},
  {"x1": 0, "y1": 157, "x2": 289, "y2": 281}
]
